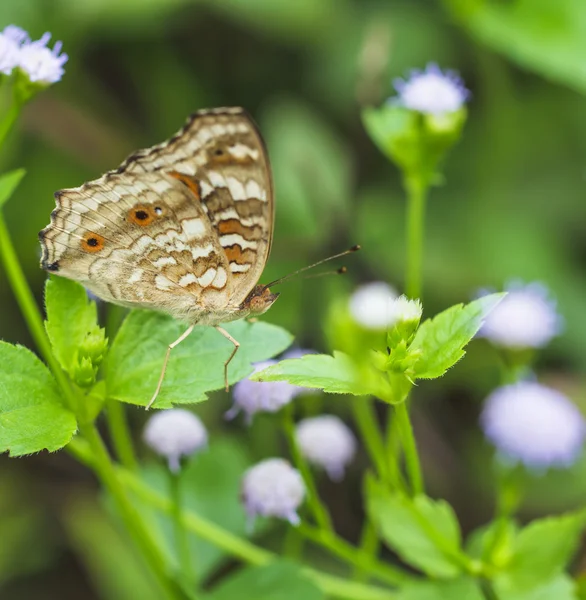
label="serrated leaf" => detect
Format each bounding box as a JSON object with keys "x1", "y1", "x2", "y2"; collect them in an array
[
  {"x1": 365, "y1": 475, "x2": 462, "y2": 578},
  {"x1": 105, "y1": 311, "x2": 293, "y2": 407},
  {"x1": 496, "y1": 510, "x2": 586, "y2": 593},
  {"x1": 44, "y1": 277, "x2": 100, "y2": 375},
  {"x1": 0, "y1": 342, "x2": 77, "y2": 456},
  {"x1": 410, "y1": 293, "x2": 504, "y2": 379},
  {"x1": 252, "y1": 351, "x2": 393, "y2": 401},
  {"x1": 495, "y1": 574, "x2": 577, "y2": 600},
  {"x1": 398, "y1": 577, "x2": 484, "y2": 600},
  {"x1": 0, "y1": 169, "x2": 25, "y2": 209},
  {"x1": 209, "y1": 562, "x2": 324, "y2": 600}
]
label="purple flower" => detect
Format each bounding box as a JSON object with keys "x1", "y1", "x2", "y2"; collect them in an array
[
  {"x1": 296, "y1": 415, "x2": 357, "y2": 481},
  {"x1": 481, "y1": 381, "x2": 586, "y2": 469},
  {"x1": 241, "y1": 458, "x2": 305, "y2": 525},
  {"x1": 392, "y1": 63, "x2": 469, "y2": 115},
  {"x1": 143, "y1": 409, "x2": 207, "y2": 472},
  {"x1": 18, "y1": 32, "x2": 68, "y2": 84}
]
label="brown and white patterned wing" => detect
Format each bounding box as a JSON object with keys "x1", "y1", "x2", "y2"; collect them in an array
[
  {"x1": 115, "y1": 107, "x2": 274, "y2": 306},
  {"x1": 39, "y1": 170, "x2": 233, "y2": 323}
]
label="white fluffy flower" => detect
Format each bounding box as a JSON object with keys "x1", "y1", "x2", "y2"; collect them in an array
[
  {"x1": 480, "y1": 282, "x2": 562, "y2": 349},
  {"x1": 393, "y1": 63, "x2": 469, "y2": 115},
  {"x1": 481, "y1": 382, "x2": 586, "y2": 469},
  {"x1": 241, "y1": 458, "x2": 305, "y2": 524},
  {"x1": 0, "y1": 26, "x2": 24, "y2": 75},
  {"x1": 349, "y1": 281, "x2": 398, "y2": 329},
  {"x1": 296, "y1": 415, "x2": 357, "y2": 481},
  {"x1": 226, "y1": 360, "x2": 304, "y2": 423},
  {"x1": 349, "y1": 284, "x2": 421, "y2": 330},
  {"x1": 18, "y1": 32, "x2": 68, "y2": 84},
  {"x1": 143, "y1": 409, "x2": 208, "y2": 472}
]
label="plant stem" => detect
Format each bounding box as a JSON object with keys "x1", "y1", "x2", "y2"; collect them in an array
[
  {"x1": 0, "y1": 213, "x2": 76, "y2": 408},
  {"x1": 351, "y1": 397, "x2": 389, "y2": 483},
  {"x1": 105, "y1": 398, "x2": 138, "y2": 471},
  {"x1": 283, "y1": 524, "x2": 304, "y2": 559},
  {"x1": 394, "y1": 401, "x2": 423, "y2": 496},
  {"x1": 384, "y1": 410, "x2": 409, "y2": 494},
  {"x1": 404, "y1": 176, "x2": 427, "y2": 300},
  {"x1": 281, "y1": 405, "x2": 333, "y2": 532},
  {"x1": 170, "y1": 469, "x2": 195, "y2": 587},
  {"x1": 297, "y1": 523, "x2": 408, "y2": 587},
  {"x1": 0, "y1": 102, "x2": 20, "y2": 148},
  {"x1": 79, "y1": 423, "x2": 187, "y2": 600},
  {"x1": 351, "y1": 520, "x2": 379, "y2": 582}
]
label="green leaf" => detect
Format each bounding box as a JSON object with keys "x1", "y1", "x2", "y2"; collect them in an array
[
  {"x1": 0, "y1": 169, "x2": 25, "y2": 209},
  {"x1": 447, "y1": 0, "x2": 586, "y2": 96},
  {"x1": 44, "y1": 277, "x2": 101, "y2": 376},
  {"x1": 251, "y1": 351, "x2": 394, "y2": 401},
  {"x1": 365, "y1": 475, "x2": 463, "y2": 578},
  {"x1": 495, "y1": 574, "x2": 577, "y2": 600},
  {"x1": 209, "y1": 562, "x2": 324, "y2": 600},
  {"x1": 0, "y1": 342, "x2": 77, "y2": 456},
  {"x1": 398, "y1": 578, "x2": 484, "y2": 600},
  {"x1": 496, "y1": 510, "x2": 586, "y2": 593},
  {"x1": 410, "y1": 293, "x2": 504, "y2": 379},
  {"x1": 105, "y1": 311, "x2": 293, "y2": 407}
]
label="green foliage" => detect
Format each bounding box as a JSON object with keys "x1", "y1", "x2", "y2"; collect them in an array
[
  {"x1": 142, "y1": 437, "x2": 259, "y2": 579},
  {"x1": 0, "y1": 168, "x2": 25, "y2": 209},
  {"x1": 495, "y1": 575, "x2": 577, "y2": 600},
  {"x1": 251, "y1": 351, "x2": 394, "y2": 402},
  {"x1": 447, "y1": 0, "x2": 586, "y2": 95},
  {"x1": 0, "y1": 342, "x2": 76, "y2": 456},
  {"x1": 208, "y1": 562, "x2": 324, "y2": 600},
  {"x1": 362, "y1": 105, "x2": 467, "y2": 186},
  {"x1": 410, "y1": 293, "x2": 504, "y2": 379},
  {"x1": 365, "y1": 475, "x2": 463, "y2": 578},
  {"x1": 495, "y1": 510, "x2": 586, "y2": 593},
  {"x1": 105, "y1": 310, "x2": 293, "y2": 408},
  {"x1": 44, "y1": 277, "x2": 108, "y2": 386},
  {"x1": 397, "y1": 578, "x2": 484, "y2": 600}
]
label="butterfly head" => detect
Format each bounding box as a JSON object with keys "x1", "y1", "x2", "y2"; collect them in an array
[{"x1": 241, "y1": 285, "x2": 280, "y2": 315}]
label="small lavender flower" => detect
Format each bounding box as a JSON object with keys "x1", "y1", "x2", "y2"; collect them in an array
[
  {"x1": 143, "y1": 409, "x2": 208, "y2": 472},
  {"x1": 393, "y1": 63, "x2": 469, "y2": 116},
  {"x1": 349, "y1": 281, "x2": 398, "y2": 329},
  {"x1": 18, "y1": 32, "x2": 68, "y2": 84},
  {"x1": 0, "y1": 26, "x2": 24, "y2": 75},
  {"x1": 480, "y1": 282, "x2": 562, "y2": 349},
  {"x1": 241, "y1": 458, "x2": 305, "y2": 525},
  {"x1": 3, "y1": 26, "x2": 29, "y2": 44},
  {"x1": 296, "y1": 415, "x2": 357, "y2": 481},
  {"x1": 481, "y1": 381, "x2": 586, "y2": 469},
  {"x1": 226, "y1": 360, "x2": 304, "y2": 423}
]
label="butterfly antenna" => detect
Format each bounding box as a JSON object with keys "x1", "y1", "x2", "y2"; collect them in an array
[{"x1": 263, "y1": 246, "x2": 360, "y2": 289}]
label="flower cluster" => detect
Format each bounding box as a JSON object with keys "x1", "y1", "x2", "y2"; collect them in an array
[
  {"x1": 480, "y1": 282, "x2": 562, "y2": 350},
  {"x1": 0, "y1": 25, "x2": 67, "y2": 85},
  {"x1": 481, "y1": 381, "x2": 586, "y2": 469},
  {"x1": 392, "y1": 63, "x2": 469, "y2": 116}
]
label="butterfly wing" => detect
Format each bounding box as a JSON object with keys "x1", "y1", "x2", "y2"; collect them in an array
[
  {"x1": 115, "y1": 107, "x2": 274, "y2": 306},
  {"x1": 39, "y1": 107, "x2": 274, "y2": 323}
]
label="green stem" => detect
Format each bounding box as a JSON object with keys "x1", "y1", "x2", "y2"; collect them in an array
[
  {"x1": 170, "y1": 469, "x2": 195, "y2": 587},
  {"x1": 0, "y1": 213, "x2": 75, "y2": 408},
  {"x1": 79, "y1": 423, "x2": 187, "y2": 600},
  {"x1": 351, "y1": 397, "x2": 389, "y2": 483},
  {"x1": 0, "y1": 102, "x2": 20, "y2": 148},
  {"x1": 281, "y1": 405, "x2": 333, "y2": 532},
  {"x1": 384, "y1": 410, "x2": 409, "y2": 494},
  {"x1": 351, "y1": 520, "x2": 380, "y2": 582},
  {"x1": 283, "y1": 524, "x2": 304, "y2": 559},
  {"x1": 297, "y1": 523, "x2": 408, "y2": 587},
  {"x1": 394, "y1": 402, "x2": 423, "y2": 496},
  {"x1": 404, "y1": 177, "x2": 427, "y2": 300},
  {"x1": 105, "y1": 398, "x2": 138, "y2": 471}
]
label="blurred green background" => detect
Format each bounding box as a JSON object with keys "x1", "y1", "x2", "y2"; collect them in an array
[{"x1": 2, "y1": 0, "x2": 586, "y2": 597}]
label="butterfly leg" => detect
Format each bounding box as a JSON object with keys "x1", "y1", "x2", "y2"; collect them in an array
[
  {"x1": 215, "y1": 326, "x2": 240, "y2": 392},
  {"x1": 146, "y1": 324, "x2": 195, "y2": 410}
]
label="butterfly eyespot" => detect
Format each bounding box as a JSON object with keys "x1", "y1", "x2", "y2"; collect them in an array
[
  {"x1": 81, "y1": 232, "x2": 105, "y2": 253},
  {"x1": 154, "y1": 206, "x2": 163, "y2": 215},
  {"x1": 128, "y1": 204, "x2": 156, "y2": 226},
  {"x1": 214, "y1": 148, "x2": 224, "y2": 156}
]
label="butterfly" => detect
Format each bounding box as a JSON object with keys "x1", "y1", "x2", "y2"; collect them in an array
[{"x1": 39, "y1": 107, "x2": 279, "y2": 408}]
